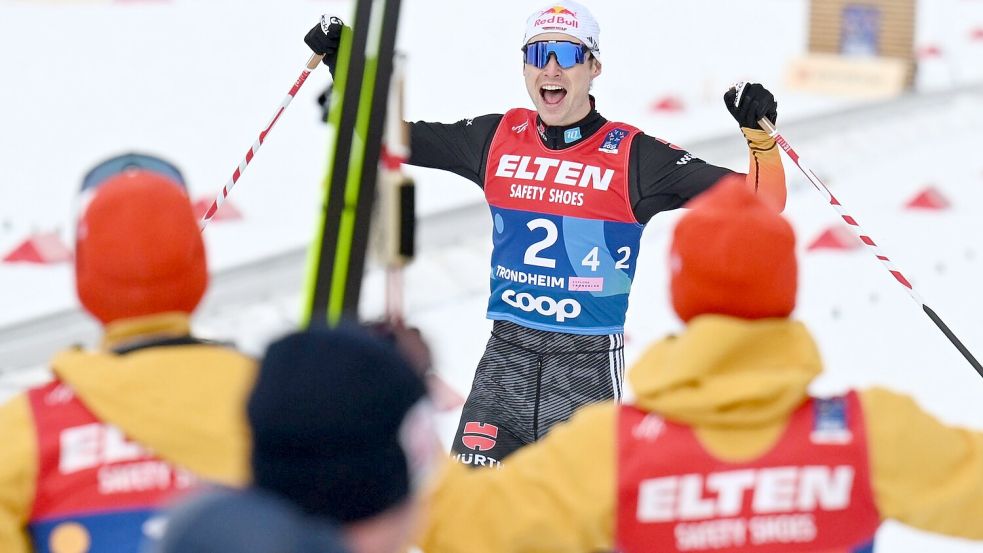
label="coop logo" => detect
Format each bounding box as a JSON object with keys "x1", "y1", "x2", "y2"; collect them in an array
[
  {"x1": 461, "y1": 422, "x2": 499, "y2": 452},
  {"x1": 502, "y1": 290, "x2": 582, "y2": 322}
]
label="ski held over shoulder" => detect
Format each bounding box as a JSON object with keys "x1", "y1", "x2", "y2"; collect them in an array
[{"x1": 302, "y1": 0, "x2": 404, "y2": 327}]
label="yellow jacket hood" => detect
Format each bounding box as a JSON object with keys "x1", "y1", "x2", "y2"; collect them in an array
[
  {"x1": 50, "y1": 313, "x2": 257, "y2": 486},
  {"x1": 629, "y1": 315, "x2": 823, "y2": 428}
]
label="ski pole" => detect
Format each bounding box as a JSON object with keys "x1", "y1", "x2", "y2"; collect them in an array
[
  {"x1": 757, "y1": 115, "x2": 983, "y2": 379},
  {"x1": 199, "y1": 46, "x2": 330, "y2": 229}
]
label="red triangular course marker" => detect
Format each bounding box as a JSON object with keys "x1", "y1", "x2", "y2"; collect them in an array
[
  {"x1": 970, "y1": 27, "x2": 983, "y2": 42},
  {"x1": 905, "y1": 186, "x2": 951, "y2": 210},
  {"x1": 807, "y1": 226, "x2": 860, "y2": 252},
  {"x1": 650, "y1": 96, "x2": 685, "y2": 113},
  {"x1": 917, "y1": 44, "x2": 943, "y2": 58},
  {"x1": 2, "y1": 232, "x2": 72, "y2": 264},
  {"x1": 193, "y1": 197, "x2": 243, "y2": 222}
]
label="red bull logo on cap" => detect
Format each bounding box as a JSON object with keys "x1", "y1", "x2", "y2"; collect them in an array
[
  {"x1": 541, "y1": 6, "x2": 577, "y2": 17},
  {"x1": 535, "y1": 5, "x2": 580, "y2": 29}
]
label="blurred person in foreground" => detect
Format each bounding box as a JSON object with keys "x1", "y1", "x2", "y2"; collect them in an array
[
  {"x1": 155, "y1": 324, "x2": 435, "y2": 553},
  {"x1": 418, "y1": 175, "x2": 983, "y2": 552},
  {"x1": 305, "y1": 1, "x2": 787, "y2": 467},
  {"x1": 0, "y1": 166, "x2": 256, "y2": 553}
]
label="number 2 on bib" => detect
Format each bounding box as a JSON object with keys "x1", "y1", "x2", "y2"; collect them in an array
[{"x1": 524, "y1": 218, "x2": 558, "y2": 268}]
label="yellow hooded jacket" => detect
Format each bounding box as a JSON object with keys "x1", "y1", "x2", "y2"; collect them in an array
[
  {"x1": 420, "y1": 316, "x2": 983, "y2": 552},
  {"x1": 0, "y1": 313, "x2": 256, "y2": 553}
]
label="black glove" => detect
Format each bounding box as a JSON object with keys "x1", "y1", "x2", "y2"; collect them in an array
[
  {"x1": 724, "y1": 83, "x2": 778, "y2": 130},
  {"x1": 304, "y1": 15, "x2": 344, "y2": 72}
]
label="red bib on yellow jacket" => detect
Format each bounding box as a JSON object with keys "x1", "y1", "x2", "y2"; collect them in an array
[
  {"x1": 617, "y1": 392, "x2": 880, "y2": 553},
  {"x1": 26, "y1": 381, "x2": 197, "y2": 552}
]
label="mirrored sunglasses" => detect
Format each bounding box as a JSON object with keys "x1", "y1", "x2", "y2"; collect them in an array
[{"x1": 521, "y1": 40, "x2": 589, "y2": 69}]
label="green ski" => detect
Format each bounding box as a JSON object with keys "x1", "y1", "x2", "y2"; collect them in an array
[{"x1": 302, "y1": 0, "x2": 403, "y2": 326}]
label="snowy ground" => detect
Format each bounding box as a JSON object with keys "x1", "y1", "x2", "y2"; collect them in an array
[{"x1": 2, "y1": 1, "x2": 983, "y2": 551}]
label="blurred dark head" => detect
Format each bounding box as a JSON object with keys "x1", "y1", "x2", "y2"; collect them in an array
[{"x1": 247, "y1": 324, "x2": 429, "y2": 523}]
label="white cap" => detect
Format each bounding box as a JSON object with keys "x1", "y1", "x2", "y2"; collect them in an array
[{"x1": 523, "y1": 1, "x2": 601, "y2": 60}]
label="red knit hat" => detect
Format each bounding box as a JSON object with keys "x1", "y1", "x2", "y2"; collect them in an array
[
  {"x1": 670, "y1": 175, "x2": 796, "y2": 322},
  {"x1": 75, "y1": 170, "x2": 207, "y2": 325}
]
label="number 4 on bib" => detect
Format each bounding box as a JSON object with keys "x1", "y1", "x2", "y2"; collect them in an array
[{"x1": 582, "y1": 247, "x2": 601, "y2": 271}]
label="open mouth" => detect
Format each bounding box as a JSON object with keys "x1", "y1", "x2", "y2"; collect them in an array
[{"x1": 540, "y1": 84, "x2": 567, "y2": 106}]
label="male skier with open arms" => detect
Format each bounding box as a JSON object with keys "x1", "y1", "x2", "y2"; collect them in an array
[{"x1": 305, "y1": 0, "x2": 786, "y2": 466}]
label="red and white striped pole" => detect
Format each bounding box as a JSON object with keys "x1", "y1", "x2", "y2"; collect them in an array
[
  {"x1": 758, "y1": 115, "x2": 983, "y2": 378},
  {"x1": 199, "y1": 51, "x2": 325, "y2": 230}
]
